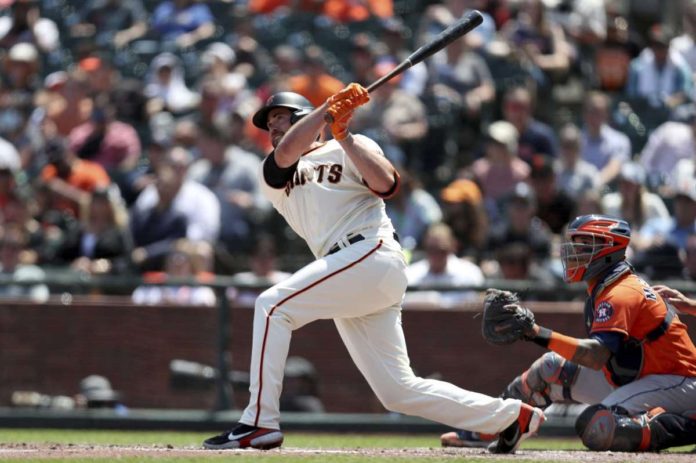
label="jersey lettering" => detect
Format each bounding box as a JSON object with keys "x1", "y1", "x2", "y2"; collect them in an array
[
  {"x1": 284, "y1": 163, "x2": 343, "y2": 196},
  {"x1": 643, "y1": 287, "x2": 657, "y2": 301},
  {"x1": 328, "y1": 164, "x2": 343, "y2": 183}
]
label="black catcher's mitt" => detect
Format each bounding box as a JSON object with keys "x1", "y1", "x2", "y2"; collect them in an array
[{"x1": 481, "y1": 288, "x2": 536, "y2": 346}]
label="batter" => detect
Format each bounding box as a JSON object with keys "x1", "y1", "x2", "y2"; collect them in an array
[{"x1": 202, "y1": 86, "x2": 543, "y2": 452}]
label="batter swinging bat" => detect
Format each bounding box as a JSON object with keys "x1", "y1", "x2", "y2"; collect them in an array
[{"x1": 325, "y1": 9, "x2": 484, "y2": 123}]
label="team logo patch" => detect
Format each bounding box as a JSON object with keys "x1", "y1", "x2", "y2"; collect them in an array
[{"x1": 595, "y1": 301, "x2": 614, "y2": 323}]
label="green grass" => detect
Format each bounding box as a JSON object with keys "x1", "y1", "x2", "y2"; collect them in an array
[{"x1": 0, "y1": 429, "x2": 692, "y2": 462}]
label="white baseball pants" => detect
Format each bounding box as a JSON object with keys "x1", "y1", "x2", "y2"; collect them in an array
[{"x1": 239, "y1": 235, "x2": 523, "y2": 434}]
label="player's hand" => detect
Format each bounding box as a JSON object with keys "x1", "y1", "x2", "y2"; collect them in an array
[
  {"x1": 326, "y1": 83, "x2": 370, "y2": 109},
  {"x1": 327, "y1": 101, "x2": 354, "y2": 141},
  {"x1": 653, "y1": 285, "x2": 696, "y2": 316}
]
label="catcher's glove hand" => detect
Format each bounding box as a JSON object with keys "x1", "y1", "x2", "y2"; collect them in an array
[{"x1": 481, "y1": 288, "x2": 536, "y2": 346}]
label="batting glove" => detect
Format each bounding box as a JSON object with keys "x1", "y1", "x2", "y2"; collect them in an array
[
  {"x1": 327, "y1": 103, "x2": 354, "y2": 141},
  {"x1": 326, "y1": 83, "x2": 370, "y2": 108}
]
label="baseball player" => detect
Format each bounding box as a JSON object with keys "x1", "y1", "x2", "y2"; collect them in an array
[
  {"x1": 202, "y1": 85, "x2": 544, "y2": 452},
  {"x1": 461, "y1": 215, "x2": 696, "y2": 452}
]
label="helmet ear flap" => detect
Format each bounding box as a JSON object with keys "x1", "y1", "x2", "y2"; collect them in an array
[{"x1": 290, "y1": 108, "x2": 312, "y2": 125}]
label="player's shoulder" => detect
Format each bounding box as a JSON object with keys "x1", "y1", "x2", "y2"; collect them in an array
[{"x1": 598, "y1": 274, "x2": 645, "y2": 305}]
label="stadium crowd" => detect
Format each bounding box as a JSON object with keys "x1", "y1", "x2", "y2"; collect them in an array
[{"x1": 0, "y1": 0, "x2": 695, "y2": 303}]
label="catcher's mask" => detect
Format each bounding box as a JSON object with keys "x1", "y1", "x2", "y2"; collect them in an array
[
  {"x1": 252, "y1": 92, "x2": 314, "y2": 130},
  {"x1": 560, "y1": 215, "x2": 631, "y2": 283}
]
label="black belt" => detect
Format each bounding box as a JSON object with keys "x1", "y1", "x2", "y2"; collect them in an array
[{"x1": 326, "y1": 232, "x2": 400, "y2": 256}]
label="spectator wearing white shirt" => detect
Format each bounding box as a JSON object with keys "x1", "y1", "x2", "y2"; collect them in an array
[
  {"x1": 554, "y1": 123, "x2": 599, "y2": 200},
  {"x1": 404, "y1": 223, "x2": 484, "y2": 308},
  {"x1": 580, "y1": 91, "x2": 631, "y2": 187},
  {"x1": 640, "y1": 104, "x2": 696, "y2": 190},
  {"x1": 132, "y1": 146, "x2": 220, "y2": 243}
]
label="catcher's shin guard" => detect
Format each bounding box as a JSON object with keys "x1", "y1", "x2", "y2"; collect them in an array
[
  {"x1": 502, "y1": 352, "x2": 579, "y2": 407},
  {"x1": 574, "y1": 405, "x2": 687, "y2": 452}
]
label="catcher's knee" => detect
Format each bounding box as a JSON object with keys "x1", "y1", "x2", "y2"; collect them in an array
[
  {"x1": 504, "y1": 352, "x2": 579, "y2": 406},
  {"x1": 575, "y1": 404, "x2": 650, "y2": 452}
]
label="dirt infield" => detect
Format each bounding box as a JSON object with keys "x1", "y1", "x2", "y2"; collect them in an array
[{"x1": 0, "y1": 443, "x2": 694, "y2": 461}]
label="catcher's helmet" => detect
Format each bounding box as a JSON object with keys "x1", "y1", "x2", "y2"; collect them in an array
[
  {"x1": 252, "y1": 92, "x2": 314, "y2": 130},
  {"x1": 560, "y1": 214, "x2": 631, "y2": 283}
]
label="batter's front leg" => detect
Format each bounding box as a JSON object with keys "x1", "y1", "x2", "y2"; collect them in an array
[
  {"x1": 239, "y1": 288, "x2": 294, "y2": 430},
  {"x1": 334, "y1": 306, "x2": 523, "y2": 434}
]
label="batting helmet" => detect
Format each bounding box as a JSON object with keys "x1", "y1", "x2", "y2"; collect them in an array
[
  {"x1": 561, "y1": 215, "x2": 631, "y2": 283},
  {"x1": 252, "y1": 92, "x2": 314, "y2": 130}
]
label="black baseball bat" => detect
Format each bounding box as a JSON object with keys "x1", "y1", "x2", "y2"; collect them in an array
[{"x1": 325, "y1": 10, "x2": 484, "y2": 122}]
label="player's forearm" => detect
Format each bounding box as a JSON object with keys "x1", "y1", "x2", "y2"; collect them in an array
[
  {"x1": 339, "y1": 134, "x2": 397, "y2": 193},
  {"x1": 274, "y1": 103, "x2": 328, "y2": 168},
  {"x1": 529, "y1": 324, "x2": 610, "y2": 370}
]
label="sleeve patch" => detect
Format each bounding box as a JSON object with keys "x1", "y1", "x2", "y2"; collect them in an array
[{"x1": 595, "y1": 301, "x2": 614, "y2": 323}]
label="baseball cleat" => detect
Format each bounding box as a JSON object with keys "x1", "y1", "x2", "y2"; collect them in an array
[
  {"x1": 440, "y1": 430, "x2": 497, "y2": 448},
  {"x1": 203, "y1": 423, "x2": 284, "y2": 450},
  {"x1": 488, "y1": 404, "x2": 545, "y2": 454}
]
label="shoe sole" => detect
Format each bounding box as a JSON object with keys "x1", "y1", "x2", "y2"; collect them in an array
[{"x1": 202, "y1": 431, "x2": 284, "y2": 450}]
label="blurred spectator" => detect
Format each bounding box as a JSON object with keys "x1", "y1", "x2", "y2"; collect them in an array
[
  {"x1": 145, "y1": 53, "x2": 200, "y2": 115},
  {"x1": 490, "y1": 241, "x2": 555, "y2": 284},
  {"x1": 0, "y1": 0, "x2": 59, "y2": 53},
  {"x1": 580, "y1": 91, "x2": 631, "y2": 188},
  {"x1": 404, "y1": 222, "x2": 484, "y2": 308},
  {"x1": 502, "y1": 86, "x2": 558, "y2": 164},
  {"x1": 671, "y1": 0, "x2": 696, "y2": 83},
  {"x1": 38, "y1": 138, "x2": 111, "y2": 218},
  {"x1": 72, "y1": 0, "x2": 148, "y2": 49},
  {"x1": 625, "y1": 24, "x2": 692, "y2": 110},
  {"x1": 0, "y1": 224, "x2": 48, "y2": 302},
  {"x1": 420, "y1": 0, "x2": 496, "y2": 53},
  {"x1": 280, "y1": 356, "x2": 324, "y2": 412},
  {"x1": 35, "y1": 70, "x2": 89, "y2": 138},
  {"x1": 0, "y1": 137, "x2": 21, "y2": 199},
  {"x1": 68, "y1": 94, "x2": 141, "y2": 174},
  {"x1": 554, "y1": 123, "x2": 599, "y2": 200},
  {"x1": 640, "y1": 103, "x2": 696, "y2": 191},
  {"x1": 352, "y1": 58, "x2": 428, "y2": 167},
  {"x1": 3, "y1": 42, "x2": 40, "y2": 93},
  {"x1": 76, "y1": 374, "x2": 124, "y2": 410},
  {"x1": 132, "y1": 238, "x2": 216, "y2": 306},
  {"x1": 485, "y1": 181, "x2": 552, "y2": 262},
  {"x1": 378, "y1": 17, "x2": 427, "y2": 96},
  {"x1": 132, "y1": 146, "x2": 220, "y2": 243},
  {"x1": 288, "y1": 45, "x2": 343, "y2": 108},
  {"x1": 679, "y1": 233, "x2": 696, "y2": 280},
  {"x1": 640, "y1": 178, "x2": 696, "y2": 252},
  {"x1": 439, "y1": 178, "x2": 488, "y2": 258},
  {"x1": 200, "y1": 42, "x2": 237, "y2": 81},
  {"x1": 528, "y1": 154, "x2": 575, "y2": 234},
  {"x1": 75, "y1": 54, "x2": 120, "y2": 95},
  {"x1": 56, "y1": 188, "x2": 132, "y2": 275},
  {"x1": 129, "y1": 163, "x2": 187, "y2": 271},
  {"x1": 471, "y1": 120, "x2": 530, "y2": 220},
  {"x1": 574, "y1": 187, "x2": 603, "y2": 216},
  {"x1": 187, "y1": 123, "x2": 269, "y2": 253},
  {"x1": 385, "y1": 169, "x2": 442, "y2": 252},
  {"x1": 323, "y1": 0, "x2": 393, "y2": 23},
  {"x1": 501, "y1": 0, "x2": 572, "y2": 89},
  {"x1": 150, "y1": 0, "x2": 215, "y2": 49},
  {"x1": 348, "y1": 34, "x2": 379, "y2": 88},
  {"x1": 232, "y1": 234, "x2": 291, "y2": 307},
  {"x1": 595, "y1": 8, "x2": 641, "y2": 92},
  {"x1": 600, "y1": 162, "x2": 670, "y2": 250}
]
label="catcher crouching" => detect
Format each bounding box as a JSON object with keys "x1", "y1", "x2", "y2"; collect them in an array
[{"x1": 446, "y1": 214, "x2": 696, "y2": 452}]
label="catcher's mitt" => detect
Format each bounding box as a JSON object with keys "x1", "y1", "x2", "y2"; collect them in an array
[{"x1": 481, "y1": 288, "x2": 536, "y2": 346}]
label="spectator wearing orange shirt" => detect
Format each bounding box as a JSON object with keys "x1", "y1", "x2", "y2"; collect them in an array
[
  {"x1": 288, "y1": 46, "x2": 343, "y2": 108},
  {"x1": 39, "y1": 138, "x2": 111, "y2": 218}
]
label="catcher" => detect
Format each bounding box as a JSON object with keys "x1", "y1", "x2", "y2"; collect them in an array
[{"x1": 453, "y1": 214, "x2": 696, "y2": 452}]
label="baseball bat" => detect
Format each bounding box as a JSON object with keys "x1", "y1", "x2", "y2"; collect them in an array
[{"x1": 325, "y1": 10, "x2": 484, "y2": 123}]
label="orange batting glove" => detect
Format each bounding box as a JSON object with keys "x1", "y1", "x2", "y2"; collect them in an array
[
  {"x1": 327, "y1": 101, "x2": 354, "y2": 141},
  {"x1": 326, "y1": 83, "x2": 370, "y2": 109}
]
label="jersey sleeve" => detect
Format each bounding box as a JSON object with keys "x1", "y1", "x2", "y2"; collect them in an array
[
  {"x1": 590, "y1": 285, "x2": 641, "y2": 338},
  {"x1": 258, "y1": 155, "x2": 289, "y2": 206}
]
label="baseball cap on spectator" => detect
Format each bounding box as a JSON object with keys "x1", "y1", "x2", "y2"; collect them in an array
[
  {"x1": 79, "y1": 375, "x2": 120, "y2": 405},
  {"x1": 8, "y1": 43, "x2": 38, "y2": 63},
  {"x1": 675, "y1": 178, "x2": 696, "y2": 202},
  {"x1": 78, "y1": 56, "x2": 103, "y2": 72},
  {"x1": 44, "y1": 71, "x2": 68, "y2": 91},
  {"x1": 440, "y1": 178, "x2": 482, "y2": 205},
  {"x1": 648, "y1": 24, "x2": 673, "y2": 47},
  {"x1": 201, "y1": 42, "x2": 236, "y2": 69},
  {"x1": 617, "y1": 162, "x2": 646, "y2": 185},
  {"x1": 486, "y1": 120, "x2": 518, "y2": 154},
  {"x1": 0, "y1": 139, "x2": 20, "y2": 173}
]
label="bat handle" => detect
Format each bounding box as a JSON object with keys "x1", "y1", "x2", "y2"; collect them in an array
[{"x1": 324, "y1": 112, "x2": 334, "y2": 124}]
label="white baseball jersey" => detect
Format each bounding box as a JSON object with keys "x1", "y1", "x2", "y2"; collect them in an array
[
  {"x1": 259, "y1": 136, "x2": 394, "y2": 258},
  {"x1": 240, "y1": 134, "x2": 526, "y2": 435}
]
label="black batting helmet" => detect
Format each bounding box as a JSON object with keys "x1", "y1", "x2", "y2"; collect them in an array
[{"x1": 252, "y1": 92, "x2": 314, "y2": 130}]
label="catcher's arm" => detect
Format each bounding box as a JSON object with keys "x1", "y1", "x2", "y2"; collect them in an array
[{"x1": 527, "y1": 324, "x2": 611, "y2": 371}]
